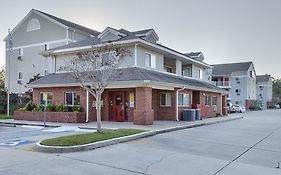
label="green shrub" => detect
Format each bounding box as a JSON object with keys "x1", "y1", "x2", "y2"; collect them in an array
[
  {"x1": 63, "y1": 105, "x2": 69, "y2": 112},
  {"x1": 46, "y1": 103, "x2": 56, "y2": 112},
  {"x1": 25, "y1": 101, "x2": 35, "y2": 111},
  {"x1": 73, "y1": 105, "x2": 82, "y2": 112},
  {"x1": 37, "y1": 104, "x2": 44, "y2": 112},
  {"x1": 56, "y1": 104, "x2": 64, "y2": 112}
]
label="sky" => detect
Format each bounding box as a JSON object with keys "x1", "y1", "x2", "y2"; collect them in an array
[{"x1": 0, "y1": 0, "x2": 281, "y2": 78}]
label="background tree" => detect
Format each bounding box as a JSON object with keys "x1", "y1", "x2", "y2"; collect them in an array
[
  {"x1": 272, "y1": 78, "x2": 281, "y2": 104},
  {"x1": 64, "y1": 44, "x2": 130, "y2": 132}
]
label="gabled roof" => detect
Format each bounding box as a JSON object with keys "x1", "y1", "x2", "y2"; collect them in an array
[
  {"x1": 184, "y1": 52, "x2": 202, "y2": 58},
  {"x1": 212, "y1": 61, "x2": 253, "y2": 76},
  {"x1": 3, "y1": 9, "x2": 100, "y2": 41},
  {"x1": 34, "y1": 9, "x2": 100, "y2": 36},
  {"x1": 256, "y1": 74, "x2": 271, "y2": 82},
  {"x1": 29, "y1": 67, "x2": 224, "y2": 93}
]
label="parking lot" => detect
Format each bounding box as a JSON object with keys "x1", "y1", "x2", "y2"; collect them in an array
[{"x1": 0, "y1": 110, "x2": 281, "y2": 175}]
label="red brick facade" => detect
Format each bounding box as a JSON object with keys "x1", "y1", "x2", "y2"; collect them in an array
[{"x1": 16, "y1": 86, "x2": 225, "y2": 124}]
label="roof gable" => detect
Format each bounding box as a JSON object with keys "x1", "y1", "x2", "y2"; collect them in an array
[
  {"x1": 212, "y1": 61, "x2": 253, "y2": 76},
  {"x1": 256, "y1": 74, "x2": 271, "y2": 82},
  {"x1": 4, "y1": 9, "x2": 100, "y2": 41}
]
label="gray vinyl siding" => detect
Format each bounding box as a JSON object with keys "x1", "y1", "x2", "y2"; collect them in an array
[
  {"x1": 68, "y1": 30, "x2": 89, "y2": 42},
  {"x1": 257, "y1": 79, "x2": 272, "y2": 109},
  {"x1": 136, "y1": 46, "x2": 164, "y2": 71},
  {"x1": 10, "y1": 13, "x2": 66, "y2": 47}
]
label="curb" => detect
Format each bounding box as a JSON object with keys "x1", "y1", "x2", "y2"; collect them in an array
[{"x1": 34, "y1": 116, "x2": 243, "y2": 153}]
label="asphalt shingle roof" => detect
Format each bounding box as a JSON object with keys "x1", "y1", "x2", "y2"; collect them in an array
[
  {"x1": 35, "y1": 9, "x2": 100, "y2": 36},
  {"x1": 184, "y1": 52, "x2": 202, "y2": 57},
  {"x1": 212, "y1": 62, "x2": 252, "y2": 76},
  {"x1": 256, "y1": 74, "x2": 271, "y2": 82},
  {"x1": 30, "y1": 67, "x2": 223, "y2": 92}
]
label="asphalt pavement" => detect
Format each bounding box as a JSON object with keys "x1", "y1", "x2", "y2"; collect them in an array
[{"x1": 0, "y1": 110, "x2": 281, "y2": 175}]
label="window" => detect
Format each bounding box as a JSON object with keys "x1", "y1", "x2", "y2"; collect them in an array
[
  {"x1": 27, "y1": 18, "x2": 40, "y2": 32},
  {"x1": 145, "y1": 53, "x2": 156, "y2": 68},
  {"x1": 250, "y1": 71, "x2": 253, "y2": 78},
  {"x1": 18, "y1": 48, "x2": 23, "y2": 56},
  {"x1": 212, "y1": 96, "x2": 217, "y2": 106},
  {"x1": 204, "y1": 96, "x2": 210, "y2": 105},
  {"x1": 160, "y1": 93, "x2": 171, "y2": 106},
  {"x1": 199, "y1": 69, "x2": 203, "y2": 79},
  {"x1": 18, "y1": 72, "x2": 23, "y2": 80},
  {"x1": 65, "y1": 92, "x2": 80, "y2": 106},
  {"x1": 44, "y1": 70, "x2": 48, "y2": 76},
  {"x1": 44, "y1": 44, "x2": 49, "y2": 51},
  {"x1": 102, "y1": 53, "x2": 110, "y2": 66},
  {"x1": 178, "y1": 93, "x2": 190, "y2": 106},
  {"x1": 40, "y1": 92, "x2": 53, "y2": 105}
]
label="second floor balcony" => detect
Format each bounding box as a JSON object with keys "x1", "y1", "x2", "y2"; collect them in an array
[{"x1": 213, "y1": 80, "x2": 231, "y2": 88}]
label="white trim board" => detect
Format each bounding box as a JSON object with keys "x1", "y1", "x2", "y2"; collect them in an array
[{"x1": 6, "y1": 39, "x2": 76, "y2": 50}]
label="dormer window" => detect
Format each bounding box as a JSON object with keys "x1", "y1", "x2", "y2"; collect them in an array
[{"x1": 27, "y1": 18, "x2": 40, "y2": 32}]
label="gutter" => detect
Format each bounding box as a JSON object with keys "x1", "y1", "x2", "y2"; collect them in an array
[{"x1": 176, "y1": 87, "x2": 186, "y2": 121}]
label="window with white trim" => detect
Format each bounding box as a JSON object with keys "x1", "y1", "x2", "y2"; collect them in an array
[
  {"x1": 18, "y1": 72, "x2": 23, "y2": 80},
  {"x1": 199, "y1": 69, "x2": 203, "y2": 79},
  {"x1": 18, "y1": 48, "x2": 23, "y2": 56},
  {"x1": 204, "y1": 95, "x2": 210, "y2": 106},
  {"x1": 160, "y1": 93, "x2": 171, "y2": 107},
  {"x1": 40, "y1": 92, "x2": 53, "y2": 105},
  {"x1": 182, "y1": 67, "x2": 192, "y2": 77},
  {"x1": 178, "y1": 93, "x2": 190, "y2": 106},
  {"x1": 102, "y1": 53, "x2": 110, "y2": 66},
  {"x1": 212, "y1": 96, "x2": 217, "y2": 106},
  {"x1": 145, "y1": 53, "x2": 156, "y2": 68},
  {"x1": 44, "y1": 44, "x2": 49, "y2": 51},
  {"x1": 65, "y1": 92, "x2": 80, "y2": 106}
]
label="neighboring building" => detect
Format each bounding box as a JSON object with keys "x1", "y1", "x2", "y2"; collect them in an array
[
  {"x1": 212, "y1": 61, "x2": 257, "y2": 109},
  {"x1": 4, "y1": 9, "x2": 100, "y2": 94},
  {"x1": 14, "y1": 26, "x2": 228, "y2": 124},
  {"x1": 256, "y1": 74, "x2": 273, "y2": 109}
]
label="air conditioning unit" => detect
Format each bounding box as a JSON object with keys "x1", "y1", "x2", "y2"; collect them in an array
[
  {"x1": 17, "y1": 56, "x2": 23, "y2": 60},
  {"x1": 17, "y1": 80, "x2": 22, "y2": 84}
]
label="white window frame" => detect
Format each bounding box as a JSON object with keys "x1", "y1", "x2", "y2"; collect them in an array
[
  {"x1": 18, "y1": 72, "x2": 23, "y2": 80},
  {"x1": 178, "y1": 93, "x2": 190, "y2": 107},
  {"x1": 18, "y1": 48, "x2": 23, "y2": 56},
  {"x1": 39, "y1": 92, "x2": 53, "y2": 105},
  {"x1": 44, "y1": 44, "x2": 49, "y2": 51},
  {"x1": 160, "y1": 93, "x2": 171, "y2": 107},
  {"x1": 102, "y1": 52, "x2": 110, "y2": 66},
  {"x1": 65, "y1": 92, "x2": 80, "y2": 106},
  {"x1": 204, "y1": 95, "x2": 210, "y2": 106},
  {"x1": 145, "y1": 52, "x2": 156, "y2": 68},
  {"x1": 212, "y1": 96, "x2": 217, "y2": 106},
  {"x1": 199, "y1": 69, "x2": 203, "y2": 79}
]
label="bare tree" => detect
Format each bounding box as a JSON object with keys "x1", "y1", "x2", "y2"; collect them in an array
[{"x1": 64, "y1": 43, "x2": 130, "y2": 132}]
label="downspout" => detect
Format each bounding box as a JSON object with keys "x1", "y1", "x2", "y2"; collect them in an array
[
  {"x1": 220, "y1": 93, "x2": 223, "y2": 116},
  {"x1": 86, "y1": 89, "x2": 89, "y2": 122},
  {"x1": 176, "y1": 87, "x2": 186, "y2": 121}
]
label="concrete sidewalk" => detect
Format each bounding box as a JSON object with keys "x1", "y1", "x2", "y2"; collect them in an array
[{"x1": 0, "y1": 114, "x2": 243, "y2": 131}]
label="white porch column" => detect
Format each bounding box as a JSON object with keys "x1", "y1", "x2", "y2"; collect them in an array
[
  {"x1": 176, "y1": 59, "x2": 182, "y2": 75},
  {"x1": 134, "y1": 44, "x2": 138, "y2": 67},
  {"x1": 86, "y1": 90, "x2": 89, "y2": 122}
]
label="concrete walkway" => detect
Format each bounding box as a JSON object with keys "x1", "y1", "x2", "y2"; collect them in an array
[{"x1": 0, "y1": 114, "x2": 243, "y2": 131}]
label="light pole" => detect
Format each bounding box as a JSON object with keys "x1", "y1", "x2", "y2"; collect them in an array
[{"x1": 7, "y1": 29, "x2": 12, "y2": 116}]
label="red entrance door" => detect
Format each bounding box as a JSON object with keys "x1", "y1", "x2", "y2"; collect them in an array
[{"x1": 112, "y1": 92, "x2": 126, "y2": 122}]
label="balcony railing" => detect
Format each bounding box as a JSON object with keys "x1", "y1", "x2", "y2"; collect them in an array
[{"x1": 213, "y1": 81, "x2": 230, "y2": 87}]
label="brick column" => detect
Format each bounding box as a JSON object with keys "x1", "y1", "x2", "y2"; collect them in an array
[{"x1": 134, "y1": 87, "x2": 154, "y2": 125}]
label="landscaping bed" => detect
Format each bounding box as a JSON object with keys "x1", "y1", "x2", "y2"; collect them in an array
[{"x1": 40, "y1": 129, "x2": 144, "y2": 146}]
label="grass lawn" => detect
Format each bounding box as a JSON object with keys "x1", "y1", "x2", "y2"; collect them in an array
[
  {"x1": 0, "y1": 114, "x2": 13, "y2": 119},
  {"x1": 40, "y1": 129, "x2": 145, "y2": 146}
]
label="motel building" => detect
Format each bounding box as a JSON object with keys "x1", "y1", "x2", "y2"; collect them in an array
[{"x1": 9, "y1": 17, "x2": 227, "y2": 124}]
